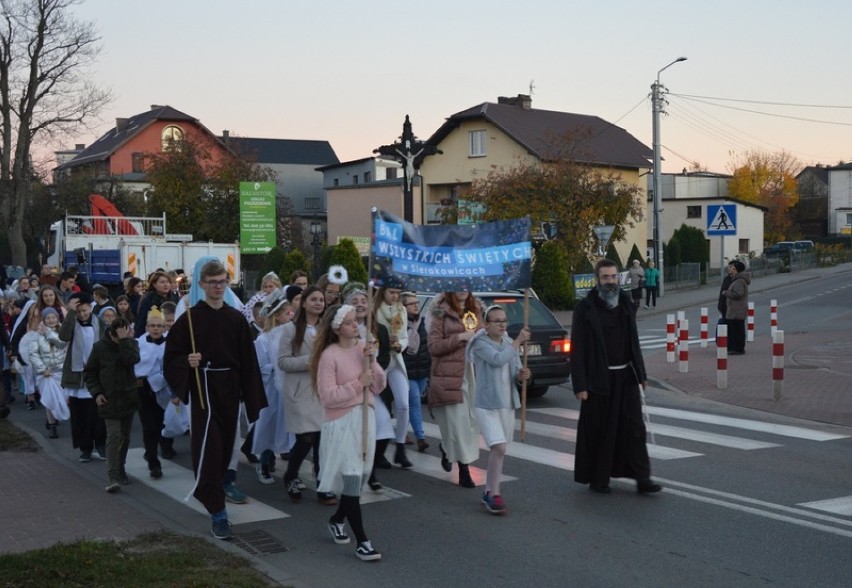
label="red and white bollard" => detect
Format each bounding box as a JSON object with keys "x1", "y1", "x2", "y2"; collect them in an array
[
  {"x1": 678, "y1": 319, "x2": 689, "y2": 373},
  {"x1": 676, "y1": 311, "x2": 686, "y2": 344},
  {"x1": 700, "y1": 307, "x2": 709, "y2": 348},
  {"x1": 772, "y1": 330, "x2": 784, "y2": 401},
  {"x1": 770, "y1": 299, "x2": 778, "y2": 336},
  {"x1": 666, "y1": 314, "x2": 676, "y2": 363},
  {"x1": 716, "y1": 324, "x2": 728, "y2": 389},
  {"x1": 747, "y1": 302, "x2": 755, "y2": 343}
]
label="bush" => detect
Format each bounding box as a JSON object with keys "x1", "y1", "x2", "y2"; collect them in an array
[
  {"x1": 532, "y1": 241, "x2": 573, "y2": 309},
  {"x1": 255, "y1": 246, "x2": 287, "y2": 288},
  {"x1": 604, "y1": 242, "x2": 624, "y2": 270},
  {"x1": 627, "y1": 243, "x2": 644, "y2": 267},
  {"x1": 329, "y1": 239, "x2": 368, "y2": 285},
  {"x1": 279, "y1": 249, "x2": 310, "y2": 282}
]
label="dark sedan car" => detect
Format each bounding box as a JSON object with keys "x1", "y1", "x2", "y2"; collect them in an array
[{"x1": 420, "y1": 291, "x2": 570, "y2": 398}]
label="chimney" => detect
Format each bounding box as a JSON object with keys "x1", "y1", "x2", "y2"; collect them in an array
[
  {"x1": 116, "y1": 118, "x2": 129, "y2": 131},
  {"x1": 497, "y1": 94, "x2": 532, "y2": 110},
  {"x1": 151, "y1": 104, "x2": 164, "y2": 111},
  {"x1": 222, "y1": 129, "x2": 230, "y2": 145},
  {"x1": 75, "y1": 144, "x2": 85, "y2": 150}
]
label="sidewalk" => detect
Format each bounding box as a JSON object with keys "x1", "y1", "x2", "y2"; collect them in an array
[{"x1": 553, "y1": 262, "x2": 852, "y2": 427}]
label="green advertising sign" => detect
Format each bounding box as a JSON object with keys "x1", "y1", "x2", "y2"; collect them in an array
[{"x1": 239, "y1": 181, "x2": 276, "y2": 254}]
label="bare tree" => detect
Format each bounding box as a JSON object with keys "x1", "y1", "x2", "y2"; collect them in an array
[{"x1": 0, "y1": 0, "x2": 110, "y2": 264}]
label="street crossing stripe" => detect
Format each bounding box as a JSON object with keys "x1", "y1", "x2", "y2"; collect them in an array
[
  {"x1": 644, "y1": 407, "x2": 849, "y2": 441},
  {"x1": 798, "y1": 496, "x2": 852, "y2": 516},
  {"x1": 125, "y1": 448, "x2": 288, "y2": 523},
  {"x1": 647, "y1": 423, "x2": 780, "y2": 450}
]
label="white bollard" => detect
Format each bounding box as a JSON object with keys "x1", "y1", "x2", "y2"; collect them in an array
[
  {"x1": 770, "y1": 299, "x2": 778, "y2": 336},
  {"x1": 772, "y1": 330, "x2": 784, "y2": 401},
  {"x1": 700, "y1": 307, "x2": 709, "y2": 348},
  {"x1": 716, "y1": 324, "x2": 728, "y2": 389},
  {"x1": 747, "y1": 302, "x2": 755, "y2": 343},
  {"x1": 678, "y1": 319, "x2": 689, "y2": 373},
  {"x1": 666, "y1": 314, "x2": 676, "y2": 363}
]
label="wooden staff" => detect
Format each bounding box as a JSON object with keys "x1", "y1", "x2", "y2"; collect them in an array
[
  {"x1": 520, "y1": 288, "x2": 530, "y2": 441},
  {"x1": 362, "y1": 282, "x2": 373, "y2": 460},
  {"x1": 184, "y1": 303, "x2": 206, "y2": 411}
]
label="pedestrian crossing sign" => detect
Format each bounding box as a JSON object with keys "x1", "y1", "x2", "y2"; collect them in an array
[{"x1": 707, "y1": 204, "x2": 737, "y2": 236}]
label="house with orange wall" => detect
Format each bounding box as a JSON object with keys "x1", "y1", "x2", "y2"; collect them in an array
[{"x1": 54, "y1": 104, "x2": 234, "y2": 197}]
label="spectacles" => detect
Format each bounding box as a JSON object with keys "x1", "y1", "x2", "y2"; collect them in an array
[
  {"x1": 202, "y1": 279, "x2": 228, "y2": 287},
  {"x1": 487, "y1": 320, "x2": 508, "y2": 325}
]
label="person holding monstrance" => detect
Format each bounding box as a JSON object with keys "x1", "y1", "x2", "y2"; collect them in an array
[{"x1": 426, "y1": 291, "x2": 484, "y2": 488}]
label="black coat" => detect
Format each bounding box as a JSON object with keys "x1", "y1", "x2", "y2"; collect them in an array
[
  {"x1": 570, "y1": 289, "x2": 646, "y2": 396},
  {"x1": 403, "y1": 316, "x2": 431, "y2": 380}
]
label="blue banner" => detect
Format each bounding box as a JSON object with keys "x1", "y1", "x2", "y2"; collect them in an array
[{"x1": 371, "y1": 210, "x2": 532, "y2": 292}]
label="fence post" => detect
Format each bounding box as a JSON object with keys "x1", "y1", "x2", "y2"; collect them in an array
[{"x1": 772, "y1": 330, "x2": 784, "y2": 401}]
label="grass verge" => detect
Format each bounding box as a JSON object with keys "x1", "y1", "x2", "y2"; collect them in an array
[
  {"x1": 0, "y1": 418, "x2": 39, "y2": 452},
  {"x1": 0, "y1": 530, "x2": 277, "y2": 587}
]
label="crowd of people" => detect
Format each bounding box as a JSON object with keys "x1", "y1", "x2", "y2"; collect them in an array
[{"x1": 1, "y1": 256, "x2": 665, "y2": 562}]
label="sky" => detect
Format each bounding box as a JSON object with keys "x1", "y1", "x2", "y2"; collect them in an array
[{"x1": 56, "y1": 0, "x2": 852, "y2": 175}]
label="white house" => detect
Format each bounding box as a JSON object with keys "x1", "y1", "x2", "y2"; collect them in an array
[
  {"x1": 651, "y1": 172, "x2": 766, "y2": 269},
  {"x1": 826, "y1": 163, "x2": 852, "y2": 235}
]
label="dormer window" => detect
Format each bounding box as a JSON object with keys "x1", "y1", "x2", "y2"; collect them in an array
[{"x1": 161, "y1": 125, "x2": 184, "y2": 151}]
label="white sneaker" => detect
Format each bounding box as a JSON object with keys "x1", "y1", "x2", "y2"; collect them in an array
[
  {"x1": 355, "y1": 540, "x2": 381, "y2": 561},
  {"x1": 256, "y1": 463, "x2": 275, "y2": 485}
]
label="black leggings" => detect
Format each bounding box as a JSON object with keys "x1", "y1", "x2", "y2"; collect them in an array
[
  {"x1": 332, "y1": 494, "x2": 367, "y2": 543},
  {"x1": 283, "y1": 431, "x2": 321, "y2": 483}
]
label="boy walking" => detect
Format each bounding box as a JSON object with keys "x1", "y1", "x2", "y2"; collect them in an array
[{"x1": 83, "y1": 317, "x2": 141, "y2": 493}]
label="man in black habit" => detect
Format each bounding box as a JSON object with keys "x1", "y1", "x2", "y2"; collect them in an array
[
  {"x1": 570, "y1": 258, "x2": 662, "y2": 495},
  {"x1": 164, "y1": 260, "x2": 267, "y2": 539}
]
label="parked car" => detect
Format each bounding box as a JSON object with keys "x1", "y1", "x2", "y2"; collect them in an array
[
  {"x1": 762, "y1": 241, "x2": 796, "y2": 258},
  {"x1": 419, "y1": 290, "x2": 570, "y2": 398},
  {"x1": 794, "y1": 240, "x2": 815, "y2": 251}
]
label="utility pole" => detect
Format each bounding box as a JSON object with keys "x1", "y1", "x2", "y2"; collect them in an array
[{"x1": 652, "y1": 56, "x2": 687, "y2": 297}]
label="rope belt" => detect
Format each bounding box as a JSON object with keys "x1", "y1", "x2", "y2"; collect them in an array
[{"x1": 608, "y1": 363, "x2": 629, "y2": 370}]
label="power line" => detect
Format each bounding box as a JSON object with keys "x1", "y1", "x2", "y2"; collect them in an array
[
  {"x1": 670, "y1": 93, "x2": 852, "y2": 110},
  {"x1": 672, "y1": 95, "x2": 852, "y2": 127}
]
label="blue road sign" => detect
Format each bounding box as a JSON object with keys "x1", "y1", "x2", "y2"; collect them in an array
[{"x1": 707, "y1": 204, "x2": 737, "y2": 236}]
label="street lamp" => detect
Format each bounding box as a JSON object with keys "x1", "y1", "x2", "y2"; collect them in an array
[
  {"x1": 652, "y1": 56, "x2": 687, "y2": 297},
  {"x1": 310, "y1": 220, "x2": 323, "y2": 280}
]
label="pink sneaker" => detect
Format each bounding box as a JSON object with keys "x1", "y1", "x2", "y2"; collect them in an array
[{"x1": 481, "y1": 492, "x2": 506, "y2": 514}]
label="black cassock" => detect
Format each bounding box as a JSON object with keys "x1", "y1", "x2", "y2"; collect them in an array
[
  {"x1": 164, "y1": 301, "x2": 266, "y2": 514},
  {"x1": 571, "y1": 291, "x2": 651, "y2": 487}
]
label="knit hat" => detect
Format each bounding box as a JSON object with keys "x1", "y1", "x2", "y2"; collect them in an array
[
  {"x1": 341, "y1": 282, "x2": 367, "y2": 303},
  {"x1": 98, "y1": 306, "x2": 117, "y2": 319},
  {"x1": 285, "y1": 285, "x2": 303, "y2": 304},
  {"x1": 41, "y1": 307, "x2": 59, "y2": 320}
]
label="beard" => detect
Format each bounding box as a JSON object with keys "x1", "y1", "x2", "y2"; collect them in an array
[{"x1": 597, "y1": 283, "x2": 620, "y2": 309}]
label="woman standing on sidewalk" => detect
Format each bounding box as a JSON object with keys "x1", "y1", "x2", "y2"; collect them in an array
[{"x1": 643, "y1": 261, "x2": 660, "y2": 309}]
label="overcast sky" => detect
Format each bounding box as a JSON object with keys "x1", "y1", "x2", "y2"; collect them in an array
[{"x1": 62, "y1": 0, "x2": 852, "y2": 174}]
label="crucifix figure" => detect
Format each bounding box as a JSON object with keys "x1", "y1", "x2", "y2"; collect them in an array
[{"x1": 374, "y1": 115, "x2": 441, "y2": 222}]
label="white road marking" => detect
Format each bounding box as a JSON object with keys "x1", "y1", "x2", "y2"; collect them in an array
[
  {"x1": 798, "y1": 496, "x2": 852, "y2": 516},
  {"x1": 645, "y1": 407, "x2": 849, "y2": 441},
  {"x1": 647, "y1": 423, "x2": 780, "y2": 450},
  {"x1": 125, "y1": 448, "x2": 288, "y2": 523}
]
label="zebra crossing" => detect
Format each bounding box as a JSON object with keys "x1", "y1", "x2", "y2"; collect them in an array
[
  {"x1": 127, "y1": 405, "x2": 849, "y2": 523},
  {"x1": 639, "y1": 329, "x2": 713, "y2": 351}
]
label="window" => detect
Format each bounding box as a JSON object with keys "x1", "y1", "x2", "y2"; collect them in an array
[
  {"x1": 364, "y1": 171, "x2": 371, "y2": 183},
  {"x1": 386, "y1": 167, "x2": 397, "y2": 179},
  {"x1": 469, "y1": 130, "x2": 487, "y2": 157},
  {"x1": 739, "y1": 239, "x2": 749, "y2": 254},
  {"x1": 161, "y1": 125, "x2": 184, "y2": 151},
  {"x1": 687, "y1": 206, "x2": 702, "y2": 219},
  {"x1": 131, "y1": 152, "x2": 144, "y2": 173},
  {"x1": 333, "y1": 178, "x2": 339, "y2": 187},
  {"x1": 305, "y1": 197, "x2": 321, "y2": 210},
  {"x1": 846, "y1": 213, "x2": 852, "y2": 224},
  {"x1": 353, "y1": 175, "x2": 358, "y2": 185}
]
